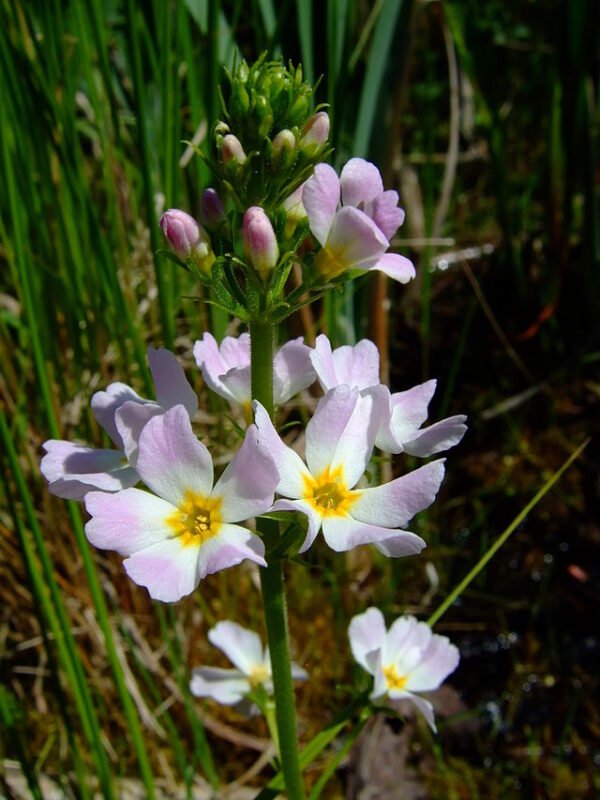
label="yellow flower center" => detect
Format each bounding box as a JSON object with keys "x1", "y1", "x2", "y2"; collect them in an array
[
  {"x1": 383, "y1": 664, "x2": 408, "y2": 691},
  {"x1": 314, "y1": 246, "x2": 348, "y2": 279},
  {"x1": 167, "y1": 490, "x2": 222, "y2": 548},
  {"x1": 248, "y1": 663, "x2": 270, "y2": 687},
  {"x1": 302, "y1": 465, "x2": 360, "y2": 517}
]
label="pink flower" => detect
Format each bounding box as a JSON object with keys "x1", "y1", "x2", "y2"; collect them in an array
[
  {"x1": 310, "y1": 335, "x2": 467, "y2": 457},
  {"x1": 254, "y1": 385, "x2": 445, "y2": 556},
  {"x1": 194, "y1": 332, "x2": 315, "y2": 408},
  {"x1": 349, "y1": 608, "x2": 460, "y2": 732},
  {"x1": 299, "y1": 111, "x2": 330, "y2": 155},
  {"x1": 84, "y1": 405, "x2": 279, "y2": 602},
  {"x1": 302, "y1": 159, "x2": 414, "y2": 283},
  {"x1": 190, "y1": 621, "x2": 307, "y2": 708},
  {"x1": 159, "y1": 209, "x2": 215, "y2": 273},
  {"x1": 41, "y1": 348, "x2": 198, "y2": 500},
  {"x1": 243, "y1": 207, "x2": 279, "y2": 279}
]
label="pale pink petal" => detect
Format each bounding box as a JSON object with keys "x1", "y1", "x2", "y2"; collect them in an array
[
  {"x1": 309, "y1": 334, "x2": 337, "y2": 391},
  {"x1": 148, "y1": 347, "x2": 198, "y2": 416},
  {"x1": 253, "y1": 402, "x2": 311, "y2": 498},
  {"x1": 321, "y1": 516, "x2": 424, "y2": 554},
  {"x1": 384, "y1": 617, "x2": 421, "y2": 660},
  {"x1": 403, "y1": 415, "x2": 468, "y2": 458},
  {"x1": 375, "y1": 380, "x2": 437, "y2": 451},
  {"x1": 396, "y1": 692, "x2": 437, "y2": 732},
  {"x1": 406, "y1": 637, "x2": 460, "y2": 692},
  {"x1": 208, "y1": 621, "x2": 265, "y2": 673},
  {"x1": 212, "y1": 423, "x2": 279, "y2": 522},
  {"x1": 340, "y1": 158, "x2": 384, "y2": 207},
  {"x1": 373, "y1": 532, "x2": 427, "y2": 558},
  {"x1": 273, "y1": 338, "x2": 316, "y2": 404},
  {"x1": 302, "y1": 163, "x2": 340, "y2": 246},
  {"x1": 190, "y1": 667, "x2": 250, "y2": 705},
  {"x1": 91, "y1": 382, "x2": 146, "y2": 448},
  {"x1": 368, "y1": 190, "x2": 405, "y2": 239},
  {"x1": 114, "y1": 402, "x2": 163, "y2": 464},
  {"x1": 135, "y1": 405, "x2": 214, "y2": 507},
  {"x1": 219, "y1": 366, "x2": 252, "y2": 405},
  {"x1": 85, "y1": 488, "x2": 176, "y2": 555},
  {"x1": 193, "y1": 333, "x2": 250, "y2": 404},
  {"x1": 369, "y1": 252, "x2": 415, "y2": 283},
  {"x1": 348, "y1": 607, "x2": 387, "y2": 674},
  {"x1": 196, "y1": 523, "x2": 266, "y2": 578},
  {"x1": 350, "y1": 460, "x2": 445, "y2": 528},
  {"x1": 291, "y1": 663, "x2": 309, "y2": 681},
  {"x1": 41, "y1": 441, "x2": 138, "y2": 500},
  {"x1": 123, "y1": 537, "x2": 203, "y2": 602},
  {"x1": 311, "y1": 335, "x2": 381, "y2": 392},
  {"x1": 304, "y1": 385, "x2": 357, "y2": 477},
  {"x1": 271, "y1": 498, "x2": 323, "y2": 552},
  {"x1": 324, "y1": 207, "x2": 388, "y2": 270}
]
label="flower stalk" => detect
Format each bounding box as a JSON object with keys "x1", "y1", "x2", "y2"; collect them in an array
[{"x1": 250, "y1": 319, "x2": 305, "y2": 799}]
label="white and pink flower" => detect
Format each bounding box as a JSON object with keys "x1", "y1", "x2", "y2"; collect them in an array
[
  {"x1": 190, "y1": 620, "x2": 307, "y2": 707},
  {"x1": 194, "y1": 332, "x2": 316, "y2": 408},
  {"x1": 41, "y1": 348, "x2": 198, "y2": 500},
  {"x1": 348, "y1": 608, "x2": 460, "y2": 732},
  {"x1": 84, "y1": 405, "x2": 279, "y2": 602},
  {"x1": 310, "y1": 334, "x2": 467, "y2": 457},
  {"x1": 302, "y1": 158, "x2": 415, "y2": 283},
  {"x1": 254, "y1": 385, "x2": 445, "y2": 557}
]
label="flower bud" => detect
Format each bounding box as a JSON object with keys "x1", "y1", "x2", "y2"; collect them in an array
[
  {"x1": 159, "y1": 209, "x2": 215, "y2": 274},
  {"x1": 201, "y1": 188, "x2": 227, "y2": 228},
  {"x1": 243, "y1": 207, "x2": 279, "y2": 280},
  {"x1": 271, "y1": 129, "x2": 296, "y2": 170},
  {"x1": 299, "y1": 111, "x2": 330, "y2": 155},
  {"x1": 282, "y1": 185, "x2": 306, "y2": 238},
  {"x1": 221, "y1": 134, "x2": 247, "y2": 165}
]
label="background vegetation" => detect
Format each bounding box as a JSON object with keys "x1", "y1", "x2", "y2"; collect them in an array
[{"x1": 1, "y1": 0, "x2": 598, "y2": 797}]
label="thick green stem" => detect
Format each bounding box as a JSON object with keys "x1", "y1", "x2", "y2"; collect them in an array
[{"x1": 250, "y1": 319, "x2": 305, "y2": 800}]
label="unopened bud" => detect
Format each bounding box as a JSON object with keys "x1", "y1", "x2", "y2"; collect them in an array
[
  {"x1": 282, "y1": 185, "x2": 307, "y2": 238},
  {"x1": 159, "y1": 209, "x2": 215, "y2": 274},
  {"x1": 299, "y1": 111, "x2": 330, "y2": 155},
  {"x1": 221, "y1": 134, "x2": 247, "y2": 165},
  {"x1": 271, "y1": 129, "x2": 296, "y2": 169},
  {"x1": 243, "y1": 207, "x2": 279, "y2": 280},
  {"x1": 201, "y1": 188, "x2": 227, "y2": 228}
]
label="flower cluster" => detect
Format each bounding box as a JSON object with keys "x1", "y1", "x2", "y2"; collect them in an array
[{"x1": 349, "y1": 608, "x2": 460, "y2": 731}]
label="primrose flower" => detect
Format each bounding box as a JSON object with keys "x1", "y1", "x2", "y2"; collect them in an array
[
  {"x1": 302, "y1": 158, "x2": 415, "y2": 283},
  {"x1": 84, "y1": 405, "x2": 278, "y2": 602},
  {"x1": 254, "y1": 385, "x2": 445, "y2": 556},
  {"x1": 190, "y1": 621, "x2": 307, "y2": 707},
  {"x1": 41, "y1": 348, "x2": 198, "y2": 500},
  {"x1": 349, "y1": 608, "x2": 460, "y2": 732},
  {"x1": 311, "y1": 334, "x2": 467, "y2": 457},
  {"x1": 194, "y1": 332, "x2": 315, "y2": 408}
]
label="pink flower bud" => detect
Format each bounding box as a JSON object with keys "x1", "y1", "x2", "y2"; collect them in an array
[
  {"x1": 201, "y1": 188, "x2": 227, "y2": 228},
  {"x1": 300, "y1": 111, "x2": 330, "y2": 154},
  {"x1": 271, "y1": 129, "x2": 296, "y2": 168},
  {"x1": 243, "y1": 207, "x2": 279, "y2": 280},
  {"x1": 221, "y1": 134, "x2": 247, "y2": 165},
  {"x1": 159, "y1": 209, "x2": 215, "y2": 274},
  {"x1": 159, "y1": 209, "x2": 201, "y2": 258}
]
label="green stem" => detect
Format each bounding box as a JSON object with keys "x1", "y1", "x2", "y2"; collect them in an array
[{"x1": 250, "y1": 319, "x2": 305, "y2": 800}]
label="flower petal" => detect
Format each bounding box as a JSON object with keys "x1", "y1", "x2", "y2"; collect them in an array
[
  {"x1": 396, "y1": 692, "x2": 437, "y2": 733},
  {"x1": 212, "y1": 423, "x2": 279, "y2": 522},
  {"x1": 190, "y1": 667, "x2": 250, "y2": 705},
  {"x1": 91, "y1": 382, "x2": 146, "y2": 448},
  {"x1": 321, "y1": 516, "x2": 424, "y2": 554},
  {"x1": 253, "y1": 402, "x2": 311, "y2": 498},
  {"x1": 373, "y1": 532, "x2": 427, "y2": 558},
  {"x1": 41, "y1": 441, "x2": 138, "y2": 499},
  {"x1": 350, "y1": 460, "x2": 445, "y2": 528},
  {"x1": 375, "y1": 380, "x2": 437, "y2": 451},
  {"x1": 368, "y1": 190, "x2": 405, "y2": 239},
  {"x1": 197, "y1": 523, "x2": 266, "y2": 578},
  {"x1": 193, "y1": 332, "x2": 250, "y2": 404},
  {"x1": 340, "y1": 158, "x2": 384, "y2": 207},
  {"x1": 135, "y1": 405, "x2": 214, "y2": 507},
  {"x1": 115, "y1": 401, "x2": 163, "y2": 464},
  {"x1": 218, "y1": 365, "x2": 252, "y2": 405},
  {"x1": 405, "y1": 636, "x2": 460, "y2": 692},
  {"x1": 148, "y1": 347, "x2": 198, "y2": 416},
  {"x1": 304, "y1": 385, "x2": 358, "y2": 478},
  {"x1": 85, "y1": 488, "x2": 176, "y2": 555},
  {"x1": 311, "y1": 335, "x2": 380, "y2": 392},
  {"x1": 303, "y1": 163, "x2": 340, "y2": 246},
  {"x1": 273, "y1": 338, "x2": 316, "y2": 404},
  {"x1": 208, "y1": 621, "x2": 265, "y2": 673},
  {"x1": 348, "y1": 607, "x2": 387, "y2": 674},
  {"x1": 324, "y1": 207, "x2": 388, "y2": 270},
  {"x1": 123, "y1": 537, "x2": 203, "y2": 602},
  {"x1": 403, "y1": 415, "x2": 468, "y2": 458},
  {"x1": 370, "y1": 252, "x2": 415, "y2": 283},
  {"x1": 271, "y1": 498, "x2": 323, "y2": 553},
  {"x1": 291, "y1": 663, "x2": 309, "y2": 681}
]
